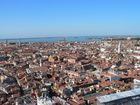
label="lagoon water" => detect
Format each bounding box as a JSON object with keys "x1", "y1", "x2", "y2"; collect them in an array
[
  {"x1": 0, "y1": 35, "x2": 134, "y2": 43},
  {"x1": 0, "y1": 36, "x2": 106, "y2": 43}
]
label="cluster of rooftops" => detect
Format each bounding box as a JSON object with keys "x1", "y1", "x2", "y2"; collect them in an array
[{"x1": 0, "y1": 38, "x2": 140, "y2": 105}]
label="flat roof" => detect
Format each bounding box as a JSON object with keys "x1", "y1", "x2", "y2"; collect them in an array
[{"x1": 97, "y1": 88, "x2": 140, "y2": 103}]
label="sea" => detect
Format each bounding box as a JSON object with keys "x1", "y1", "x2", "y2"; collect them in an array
[{"x1": 0, "y1": 35, "x2": 138, "y2": 43}]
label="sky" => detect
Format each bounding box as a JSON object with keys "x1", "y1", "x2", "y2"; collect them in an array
[{"x1": 0, "y1": 0, "x2": 140, "y2": 39}]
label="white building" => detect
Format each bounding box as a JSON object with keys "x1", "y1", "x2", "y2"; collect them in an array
[
  {"x1": 133, "y1": 79, "x2": 140, "y2": 89},
  {"x1": 37, "y1": 97, "x2": 55, "y2": 105}
]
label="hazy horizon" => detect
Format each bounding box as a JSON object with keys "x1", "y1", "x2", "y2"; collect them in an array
[{"x1": 0, "y1": 34, "x2": 140, "y2": 40}]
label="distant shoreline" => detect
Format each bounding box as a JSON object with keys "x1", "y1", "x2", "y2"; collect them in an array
[
  {"x1": 0, "y1": 35, "x2": 140, "y2": 43},
  {"x1": 0, "y1": 35, "x2": 140, "y2": 40}
]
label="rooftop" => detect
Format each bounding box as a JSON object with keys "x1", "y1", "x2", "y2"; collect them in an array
[{"x1": 97, "y1": 88, "x2": 140, "y2": 103}]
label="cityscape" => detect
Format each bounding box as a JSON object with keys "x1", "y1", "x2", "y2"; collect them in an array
[
  {"x1": 1, "y1": 0, "x2": 140, "y2": 105},
  {"x1": 1, "y1": 37, "x2": 140, "y2": 105}
]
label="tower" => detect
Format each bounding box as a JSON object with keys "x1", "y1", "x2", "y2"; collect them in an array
[
  {"x1": 5, "y1": 39, "x2": 8, "y2": 46},
  {"x1": 117, "y1": 41, "x2": 121, "y2": 53},
  {"x1": 18, "y1": 40, "x2": 21, "y2": 47},
  {"x1": 39, "y1": 58, "x2": 42, "y2": 67}
]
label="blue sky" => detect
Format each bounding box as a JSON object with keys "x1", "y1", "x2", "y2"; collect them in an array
[{"x1": 0, "y1": 0, "x2": 140, "y2": 39}]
